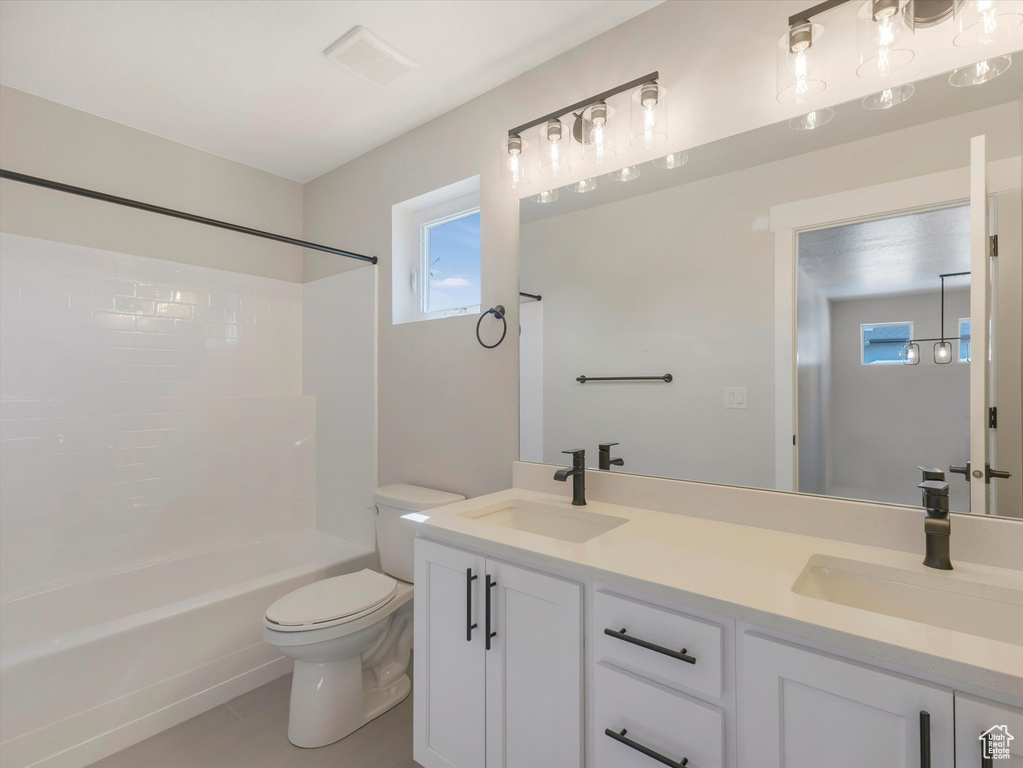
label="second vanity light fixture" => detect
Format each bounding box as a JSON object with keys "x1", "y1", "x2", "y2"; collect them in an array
[{"x1": 503, "y1": 71, "x2": 669, "y2": 194}]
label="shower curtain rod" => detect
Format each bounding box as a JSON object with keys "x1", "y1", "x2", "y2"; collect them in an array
[{"x1": 0, "y1": 169, "x2": 377, "y2": 265}]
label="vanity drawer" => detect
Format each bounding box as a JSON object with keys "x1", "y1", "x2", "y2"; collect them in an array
[
  {"x1": 594, "y1": 661, "x2": 724, "y2": 768},
  {"x1": 593, "y1": 588, "x2": 724, "y2": 699}
]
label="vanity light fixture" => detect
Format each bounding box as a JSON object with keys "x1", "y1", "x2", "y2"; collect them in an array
[
  {"x1": 531, "y1": 189, "x2": 559, "y2": 204},
  {"x1": 948, "y1": 53, "x2": 1013, "y2": 84},
  {"x1": 857, "y1": 0, "x2": 916, "y2": 78},
  {"x1": 501, "y1": 134, "x2": 529, "y2": 189},
  {"x1": 630, "y1": 82, "x2": 668, "y2": 149},
  {"x1": 934, "y1": 340, "x2": 953, "y2": 363},
  {"x1": 538, "y1": 119, "x2": 572, "y2": 178},
  {"x1": 789, "y1": 107, "x2": 835, "y2": 129},
  {"x1": 777, "y1": 21, "x2": 828, "y2": 103},
  {"x1": 952, "y1": 0, "x2": 1023, "y2": 46},
  {"x1": 654, "y1": 151, "x2": 689, "y2": 169},
  {"x1": 903, "y1": 342, "x2": 921, "y2": 365},
  {"x1": 566, "y1": 178, "x2": 598, "y2": 193},
  {"x1": 608, "y1": 165, "x2": 641, "y2": 182},
  {"x1": 504, "y1": 71, "x2": 659, "y2": 189},
  {"x1": 862, "y1": 83, "x2": 915, "y2": 108}
]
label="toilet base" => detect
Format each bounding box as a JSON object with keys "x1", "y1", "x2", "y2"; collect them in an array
[{"x1": 287, "y1": 659, "x2": 411, "y2": 749}]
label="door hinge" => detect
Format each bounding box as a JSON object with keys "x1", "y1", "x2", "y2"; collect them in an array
[
  {"x1": 989, "y1": 406, "x2": 997, "y2": 429},
  {"x1": 793, "y1": 434, "x2": 797, "y2": 446},
  {"x1": 991, "y1": 234, "x2": 998, "y2": 258}
]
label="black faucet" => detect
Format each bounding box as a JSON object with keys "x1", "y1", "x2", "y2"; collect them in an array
[
  {"x1": 554, "y1": 449, "x2": 586, "y2": 506},
  {"x1": 920, "y1": 480, "x2": 952, "y2": 570},
  {"x1": 599, "y1": 443, "x2": 624, "y2": 471}
]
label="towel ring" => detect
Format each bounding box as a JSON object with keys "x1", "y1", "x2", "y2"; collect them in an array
[{"x1": 476, "y1": 305, "x2": 507, "y2": 349}]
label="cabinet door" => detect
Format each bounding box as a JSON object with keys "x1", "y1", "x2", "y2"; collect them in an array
[
  {"x1": 740, "y1": 634, "x2": 953, "y2": 768},
  {"x1": 955, "y1": 693, "x2": 1023, "y2": 767},
  {"x1": 484, "y1": 558, "x2": 582, "y2": 768},
  {"x1": 414, "y1": 539, "x2": 487, "y2": 768}
]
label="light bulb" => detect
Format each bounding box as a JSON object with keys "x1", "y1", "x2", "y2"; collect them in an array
[
  {"x1": 954, "y1": 0, "x2": 1023, "y2": 46},
  {"x1": 789, "y1": 108, "x2": 834, "y2": 130},
  {"x1": 654, "y1": 151, "x2": 688, "y2": 169},
  {"x1": 862, "y1": 83, "x2": 915, "y2": 109},
  {"x1": 934, "y1": 341, "x2": 952, "y2": 364},
  {"x1": 531, "y1": 189, "x2": 558, "y2": 204},
  {"x1": 857, "y1": 0, "x2": 914, "y2": 78},
  {"x1": 608, "y1": 166, "x2": 641, "y2": 182},
  {"x1": 539, "y1": 119, "x2": 571, "y2": 178},
  {"x1": 903, "y1": 343, "x2": 920, "y2": 365},
  {"x1": 582, "y1": 102, "x2": 617, "y2": 165},
  {"x1": 501, "y1": 134, "x2": 529, "y2": 190},
  {"x1": 949, "y1": 54, "x2": 1012, "y2": 85},
  {"x1": 777, "y1": 24, "x2": 826, "y2": 104},
  {"x1": 566, "y1": 178, "x2": 597, "y2": 193}
]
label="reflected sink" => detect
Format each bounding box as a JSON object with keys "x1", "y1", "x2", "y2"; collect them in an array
[
  {"x1": 458, "y1": 499, "x2": 627, "y2": 543},
  {"x1": 792, "y1": 555, "x2": 1023, "y2": 645}
]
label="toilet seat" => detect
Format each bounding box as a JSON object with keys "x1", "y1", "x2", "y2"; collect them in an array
[{"x1": 265, "y1": 569, "x2": 397, "y2": 632}]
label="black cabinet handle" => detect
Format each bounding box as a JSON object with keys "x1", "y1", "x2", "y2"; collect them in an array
[
  {"x1": 604, "y1": 728, "x2": 688, "y2": 767},
  {"x1": 485, "y1": 574, "x2": 496, "y2": 650},
  {"x1": 465, "y1": 568, "x2": 478, "y2": 642},
  {"x1": 920, "y1": 711, "x2": 931, "y2": 768},
  {"x1": 604, "y1": 627, "x2": 696, "y2": 665},
  {"x1": 981, "y1": 730, "x2": 993, "y2": 768}
]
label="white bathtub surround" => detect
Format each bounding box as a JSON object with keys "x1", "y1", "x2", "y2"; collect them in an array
[{"x1": 0, "y1": 534, "x2": 375, "y2": 768}]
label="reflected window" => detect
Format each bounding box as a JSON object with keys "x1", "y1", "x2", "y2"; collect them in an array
[
  {"x1": 958, "y1": 318, "x2": 971, "y2": 362},
  {"x1": 861, "y1": 322, "x2": 914, "y2": 365}
]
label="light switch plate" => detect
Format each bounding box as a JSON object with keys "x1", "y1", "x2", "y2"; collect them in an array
[{"x1": 725, "y1": 387, "x2": 747, "y2": 409}]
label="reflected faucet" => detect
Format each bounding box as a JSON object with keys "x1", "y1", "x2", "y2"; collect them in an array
[
  {"x1": 919, "y1": 480, "x2": 952, "y2": 571},
  {"x1": 554, "y1": 449, "x2": 586, "y2": 506},
  {"x1": 599, "y1": 443, "x2": 625, "y2": 471}
]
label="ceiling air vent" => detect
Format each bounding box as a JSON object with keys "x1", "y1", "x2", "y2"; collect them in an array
[{"x1": 324, "y1": 26, "x2": 418, "y2": 86}]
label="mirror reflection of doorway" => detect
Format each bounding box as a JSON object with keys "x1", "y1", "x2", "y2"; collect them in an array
[{"x1": 796, "y1": 205, "x2": 972, "y2": 512}]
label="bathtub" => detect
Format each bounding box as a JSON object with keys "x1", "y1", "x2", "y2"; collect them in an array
[{"x1": 0, "y1": 533, "x2": 376, "y2": 768}]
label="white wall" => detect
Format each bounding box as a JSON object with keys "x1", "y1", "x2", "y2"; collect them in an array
[
  {"x1": 797, "y1": 275, "x2": 831, "y2": 496},
  {"x1": 302, "y1": 267, "x2": 378, "y2": 550},
  {"x1": 302, "y1": 0, "x2": 1023, "y2": 499},
  {"x1": 0, "y1": 86, "x2": 305, "y2": 282},
  {"x1": 0, "y1": 234, "x2": 313, "y2": 601},
  {"x1": 827, "y1": 289, "x2": 971, "y2": 511}
]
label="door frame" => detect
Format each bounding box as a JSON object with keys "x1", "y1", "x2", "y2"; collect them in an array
[{"x1": 769, "y1": 156, "x2": 1021, "y2": 492}]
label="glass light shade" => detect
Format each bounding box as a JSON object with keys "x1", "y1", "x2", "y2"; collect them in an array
[
  {"x1": 903, "y1": 342, "x2": 921, "y2": 365},
  {"x1": 789, "y1": 108, "x2": 834, "y2": 130},
  {"x1": 654, "y1": 151, "x2": 689, "y2": 169},
  {"x1": 777, "y1": 24, "x2": 827, "y2": 104},
  {"x1": 566, "y1": 178, "x2": 597, "y2": 193},
  {"x1": 608, "y1": 166, "x2": 641, "y2": 182},
  {"x1": 857, "y1": 0, "x2": 915, "y2": 78},
  {"x1": 934, "y1": 341, "x2": 953, "y2": 363},
  {"x1": 630, "y1": 82, "x2": 668, "y2": 149},
  {"x1": 949, "y1": 53, "x2": 1012, "y2": 85},
  {"x1": 501, "y1": 134, "x2": 530, "y2": 190},
  {"x1": 531, "y1": 189, "x2": 558, "y2": 204},
  {"x1": 953, "y1": 0, "x2": 1023, "y2": 46},
  {"x1": 537, "y1": 119, "x2": 572, "y2": 178},
  {"x1": 581, "y1": 102, "x2": 618, "y2": 165},
  {"x1": 862, "y1": 84, "x2": 915, "y2": 109}
]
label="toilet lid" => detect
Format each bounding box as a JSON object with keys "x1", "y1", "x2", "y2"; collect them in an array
[{"x1": 265, "y1": 569, "x2": 397, "y2": 627}]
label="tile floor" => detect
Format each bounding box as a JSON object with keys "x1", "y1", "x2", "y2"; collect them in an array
[{"x1": 88, "y1": 673, "x2": 419, "y2": 768}]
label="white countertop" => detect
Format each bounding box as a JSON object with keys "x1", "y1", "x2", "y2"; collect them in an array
[{"x1": 417, "y1": 488, "x2": 1023, "y2": 701}]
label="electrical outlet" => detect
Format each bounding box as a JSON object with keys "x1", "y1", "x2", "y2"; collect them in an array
[{"x1": 724, "y1": 387, "x2": 747, "y2": 409}]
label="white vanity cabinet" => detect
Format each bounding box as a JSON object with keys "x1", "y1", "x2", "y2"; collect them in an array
[
  {"x1": 954, "y1": 694, "x2": 1023, "y2": 767},
  {"x1": 740, "y1": 633, "x2": 954, "y2": 768},
  {"x1": 413, "y1": 539, "x2": 583, "y2": 768}
]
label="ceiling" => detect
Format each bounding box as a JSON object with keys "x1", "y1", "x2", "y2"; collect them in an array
[
  {"x1": 0, "y1": 0, "x2": 661, "y2": 182},
  {"x1": 798, "y1": 205, "x2": 971, "y2": 300}
]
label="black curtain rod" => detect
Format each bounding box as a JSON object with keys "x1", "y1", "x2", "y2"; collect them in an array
[
  {"x1": 519, "y1": 291, "x2": 542, "y2": 302},
  {"x1": 0, "y1": 169, "x2": 377, "y2": 265}
]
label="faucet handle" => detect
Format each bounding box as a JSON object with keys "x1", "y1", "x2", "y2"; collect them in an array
[
  {"x1": 562, "y1": 449, "x2": 586, "y2": 457},
  {"x1": 598, "y1": 443, "x2": 619, "y2": 451},
  {"x1": 918, "y1": 480, "x2": 950, "y2": 496},
  {"x1": 918, "y1": 466, "x2": 945, "y2": 482}
]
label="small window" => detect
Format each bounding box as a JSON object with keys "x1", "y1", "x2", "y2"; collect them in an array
[
  {"x1": 861, "y1": 322, "x2": 914, "y2": 365},
  {"x1": 958, "y1": 318, "x2": 971, "y2": 362},
  {"x1": 392, "y1": 176, "x2": 481, "y2": 325}
]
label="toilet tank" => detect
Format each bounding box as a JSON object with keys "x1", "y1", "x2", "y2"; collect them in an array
[{"x1": 374, "y1": 484, "x2": 465, "y2": 582}]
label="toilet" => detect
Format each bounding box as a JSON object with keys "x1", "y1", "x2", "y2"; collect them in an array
[{"x1": 263, "y1": 484, "x2": 464, "y2": 748}]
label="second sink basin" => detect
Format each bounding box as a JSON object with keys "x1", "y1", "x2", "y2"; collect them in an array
[
  {"x1": 458, "y1": 499, "x2": 627, "y2": 543},
  {"x1": 792, "y1": 555, "x2": 1023, "y2": 645}
]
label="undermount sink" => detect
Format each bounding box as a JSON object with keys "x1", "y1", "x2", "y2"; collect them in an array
[
  {"x1": 792, "y1": 555, "x2": 1023, "y2": 646},
  {"x1": 458, "y1": 499, "x2": 627, "y2": 543}
]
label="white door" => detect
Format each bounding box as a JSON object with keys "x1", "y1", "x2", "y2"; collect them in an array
[
  {"x1": 414, "y1": 539, "x2": 487, "y2": 768},
  {"x1": 969, "y1": 134, "x2": 992, "y2": 514},
  {"x1": 484, "y1": 558, "x2": 582, "y2": 768},
  {"x1": 740, "y1": 634, "x2": 954, "y2": 768},
  {"x1": 955, "y1": 694, "x2": 1023, "y2": 767}
]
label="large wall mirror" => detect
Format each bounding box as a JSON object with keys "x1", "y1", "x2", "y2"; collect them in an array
[{"x1": 518, "y1": 61, "x2": 1022, "y2": 519}]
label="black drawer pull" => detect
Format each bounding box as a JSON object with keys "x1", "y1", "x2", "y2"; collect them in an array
[
  {"x1": 604, "y1": 728, "x2": 688, "y2": 767},
  {"x1": 604, "y1": 627, "x2": 696, "y2": 665},
  {"x1": 920, "y1": 711, "x2": 930, "y2": 768},
  {"x1": 485, "y1": 574, "x2": 496, "y2": 650},
  {"x1": 465, "y1": 568, "x2": 478, "y2": 642}
]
